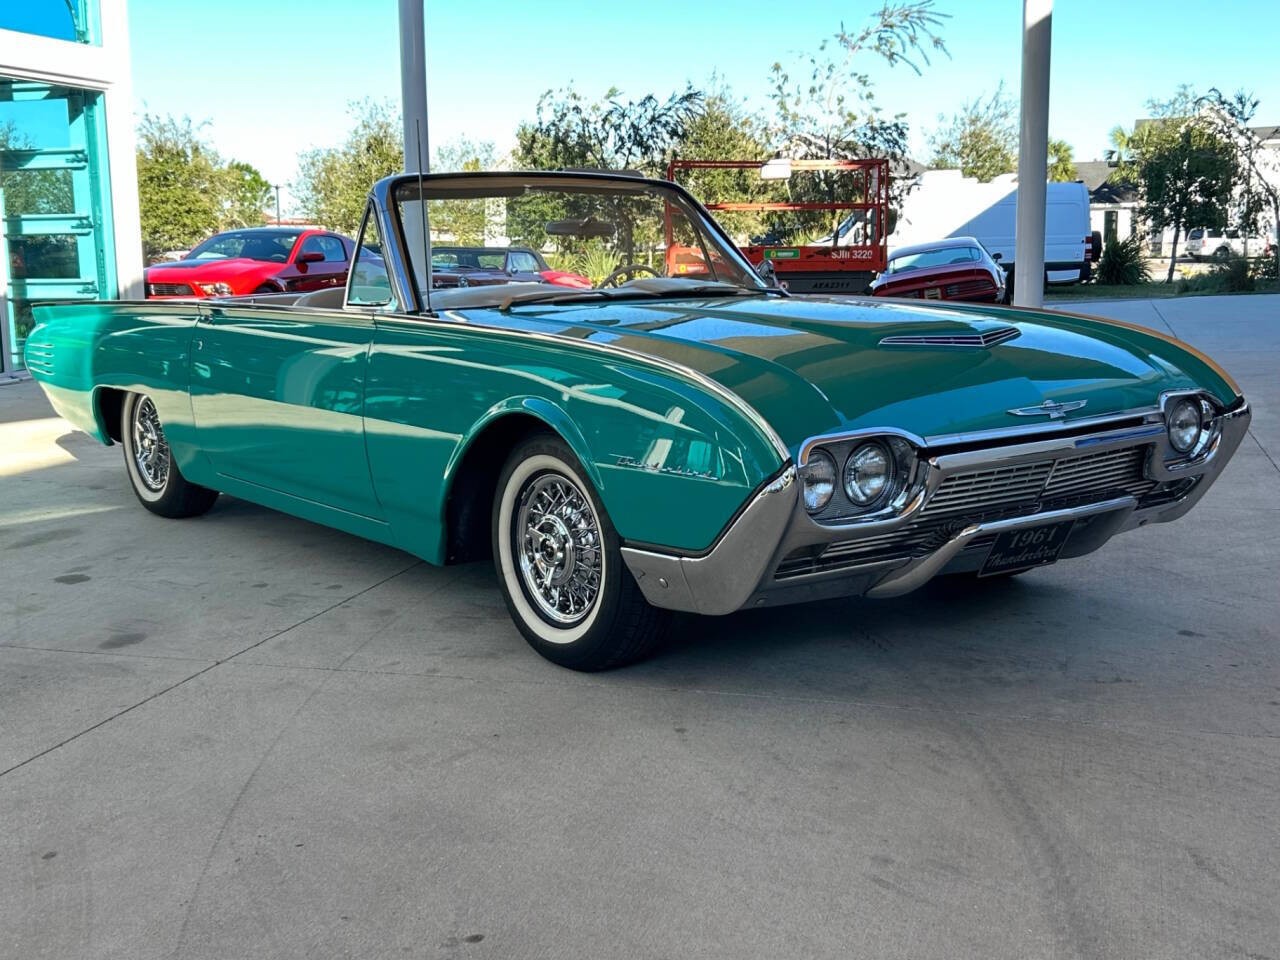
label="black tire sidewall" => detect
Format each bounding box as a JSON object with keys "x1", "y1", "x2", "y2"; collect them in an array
[
  {"x1": 491, "y1": 435, "x2": 630, "y2": 669},
  {"x1": 121, "y1": 392, "x2": 215, "y2": 517}
]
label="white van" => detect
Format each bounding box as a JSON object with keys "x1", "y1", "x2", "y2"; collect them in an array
[{"x1": 885, "y1": 171, "x2": 1099, "y2": 290}]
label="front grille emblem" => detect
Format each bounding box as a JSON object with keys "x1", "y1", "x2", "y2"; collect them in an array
[{"x1": 1007, "y1": 399, "x2": 1088, "y2": 419}]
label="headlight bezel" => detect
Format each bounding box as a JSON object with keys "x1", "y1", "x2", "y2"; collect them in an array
[
  {"x1": 798, "y1": 431, "x2": 927, "y2": 524},
  {"x1": 1161, "y1": 391, "x2": 1219, "y2": 464}
]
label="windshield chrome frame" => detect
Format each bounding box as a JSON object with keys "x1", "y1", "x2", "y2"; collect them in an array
[{"x1": 377, "y1": 170, "x2": 770, "y2": 315}]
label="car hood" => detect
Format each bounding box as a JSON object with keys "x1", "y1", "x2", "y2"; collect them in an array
[
  {"x1": 146, "y1": 259, "x2": 274, "y2": 281},
  {"x1": 499, "y1": 295, "x2": 1238, "y2": 457}
]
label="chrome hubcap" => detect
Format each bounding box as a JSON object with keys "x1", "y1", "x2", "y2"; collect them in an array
[
  {"x1": 515, "y1": 473, "x2": 602, "y2": 625},
  {"x1": 131, "y1": 396, "x2": 169, "y2": 492}
]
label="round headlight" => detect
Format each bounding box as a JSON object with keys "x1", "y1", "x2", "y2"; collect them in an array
[
  {"x1": 844, "y1": 442, "x2": 894, "y2": 505},
  {"x1": 1167, "y1": 398, "x2": 1202, "y2": 453},
  {"x1": 799, "y1": 450, "x2": 836, "y2": 513}
]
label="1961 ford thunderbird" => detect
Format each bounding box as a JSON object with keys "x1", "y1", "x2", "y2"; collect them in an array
[{"x1": 26, "y1": 171, "x2": 1250, "y2": 670}]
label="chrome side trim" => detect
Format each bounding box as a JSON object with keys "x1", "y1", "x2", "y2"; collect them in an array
[{"x1": 621, "y1": 467, "x2": 797, "y2": 615}]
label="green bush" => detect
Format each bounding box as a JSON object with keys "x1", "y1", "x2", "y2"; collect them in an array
[
  {"x1": 1096, "y1": 235, "x2": 1149, "y2": 285},
  {"x1": 1176, "y1": 254, "x2": 1255, "y2": 295},
  {"x1": 1251, "y1": 253, "x2": 1278, "y2": 283}
]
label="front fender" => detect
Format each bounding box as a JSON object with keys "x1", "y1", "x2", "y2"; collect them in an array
[{"x1": 450, "y1": 395, "x2": 605, "y2": 494}]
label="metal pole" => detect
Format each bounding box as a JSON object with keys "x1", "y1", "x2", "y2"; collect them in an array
[
  {"x1": 1014, "y1": 0, "x2": 1051, "y2": 307},
  {"x1": 273, "y1": 185, "x2": 281, "y2": 225},
  {"x1": 399, "y1": 0, "x2": 428, "y2": 174}
]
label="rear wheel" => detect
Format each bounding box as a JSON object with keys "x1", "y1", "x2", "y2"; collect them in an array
[
  {"x1": 492, "y1": 434, "x2": 669, "y2": 670},
  {"x1": 121, "y1": 392, "x2": 219, "y2": 518}
]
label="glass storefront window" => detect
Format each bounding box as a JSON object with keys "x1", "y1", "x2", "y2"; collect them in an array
[
  {"x1": 0, "y1": 0, "x2": 100, "y2": 45},
  {"x1": 1, "y1": 79, "x2": 117, "y2": 371}
]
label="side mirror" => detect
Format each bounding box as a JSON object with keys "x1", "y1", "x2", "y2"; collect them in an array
[
  {"x1": 991, "y1": 252, "x2": 1003, "y2": 262},
  {"x1": 298, "y1": 250, "x2": 325, "y2": 264},
  {"x1": 756, "y1": 259, "x2": 780, "y2": 288}
]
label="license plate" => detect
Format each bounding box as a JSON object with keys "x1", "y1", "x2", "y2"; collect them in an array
[
  {"x1": 979, "y1": 520, "x2": 1075, "y2": 577},
  {"x1": 923, "y1": 287, "x2": 942, "y2": 299}
]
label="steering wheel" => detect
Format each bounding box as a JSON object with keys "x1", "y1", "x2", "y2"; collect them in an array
[{"x1": 601, "y1": 263, "x2": 660, "y2": 287}]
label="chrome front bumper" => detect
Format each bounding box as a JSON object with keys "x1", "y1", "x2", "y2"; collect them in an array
[{"x1": 621, "y1": 400, "x2": 1251, "y2": 614}]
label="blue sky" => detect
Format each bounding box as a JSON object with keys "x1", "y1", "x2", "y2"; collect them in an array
[{"x1": 125, "y1": 0, "x2": 1280, "y2": 212}]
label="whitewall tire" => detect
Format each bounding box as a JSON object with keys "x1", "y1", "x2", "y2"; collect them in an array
[
  {"x1": 121, "y1": 392, "x2": 219, "y2": 518},
  {"x1": 492, "y1": 434, "x2": 669, "y2": 670}
]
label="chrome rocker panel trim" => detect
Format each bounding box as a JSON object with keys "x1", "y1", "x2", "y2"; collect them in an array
[{"x1": 622, "y1": 400, "x2": 1250, "y2": 615}]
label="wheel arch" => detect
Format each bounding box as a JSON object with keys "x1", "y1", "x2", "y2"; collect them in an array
[
  {"x1": 442, "y1": 398, "x2": 599, "y2": 564},
  {"x1": 93, "y1": 385, "x2": 128, "y2": 444}
]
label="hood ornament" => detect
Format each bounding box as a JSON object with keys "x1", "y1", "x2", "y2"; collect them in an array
[{"x1": 1007, "y1": 399, "x2": 1088, "y2": 419}]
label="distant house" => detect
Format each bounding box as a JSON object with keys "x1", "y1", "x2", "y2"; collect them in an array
[
  {"x1": 1075, "y1": 160, "x2": 1140, "y2": 252},
  {"x1": 1122, "y1": 115, "x2": 1280, "y2": 256}
]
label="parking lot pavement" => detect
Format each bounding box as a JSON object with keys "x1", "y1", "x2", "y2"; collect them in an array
[{"x1": 2, "y1": 295, "x2": 1277, "y2": 960}]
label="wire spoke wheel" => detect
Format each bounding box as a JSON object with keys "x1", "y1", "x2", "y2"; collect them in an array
[
  {"x1": 514, "y1": 472, "x2": 602, "y2": 626},
  {"x1": 130, "y1": 395, "x2": 170, "y2": 492}
]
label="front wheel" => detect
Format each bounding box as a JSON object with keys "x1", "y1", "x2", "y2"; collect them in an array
[
  {"x1": 121, "y1": 392, "x2": 219, "y2": 518},
  {"x1": 492, "y1": 434, "x2": 669, "y2": 670}
]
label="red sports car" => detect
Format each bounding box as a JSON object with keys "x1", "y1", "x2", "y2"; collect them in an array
[
  {"x1": 145, "y1": 228, "x2": 355, "y2": 298},
  {"x1": 869, "y1": 236, "x2": 1007, "y2": 303}
]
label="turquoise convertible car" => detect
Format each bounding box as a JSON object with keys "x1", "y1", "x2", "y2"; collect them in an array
[{"x1": 26, "y1": 171, "x2": 1250, "y2": 669}]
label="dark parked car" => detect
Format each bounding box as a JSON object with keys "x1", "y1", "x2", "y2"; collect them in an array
[
  {"x1": 429, "y1": 246, "x2": 589, "y2": 289},
  {"x1": 869, "y1": 237, "x2": 1007, "y2": 303}
]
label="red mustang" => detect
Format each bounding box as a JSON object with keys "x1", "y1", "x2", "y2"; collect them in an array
[
  {"x1": 145, "y1": 228, "x2": 355, "y2": 298},
  {"x1": 869, "y1": 236, "x2": 1007, "y2": 303}
]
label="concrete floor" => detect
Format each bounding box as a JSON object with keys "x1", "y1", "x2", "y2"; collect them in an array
[{"x1": 2, "y1": 295, "x2": 1277, "y2": 960}]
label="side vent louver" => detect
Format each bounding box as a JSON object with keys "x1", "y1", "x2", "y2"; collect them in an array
[{"x1": 879, "y1": 327, "x2": 1020, "y2": 348}]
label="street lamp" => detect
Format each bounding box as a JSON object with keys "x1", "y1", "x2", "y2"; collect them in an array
[{"x1": 272, "y1": 184, "x2": 282, "y2": 225}]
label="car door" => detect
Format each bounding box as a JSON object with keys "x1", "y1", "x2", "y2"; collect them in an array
[
  {"x1": 283, "y1": 234, "x2": 349, "y2": 292},
  {"x1": 188, "y1": 300, "x2": 382, "y2": 523},
  {"x1": 504, "y1": 249, "x2": 543, "y2": 282}
]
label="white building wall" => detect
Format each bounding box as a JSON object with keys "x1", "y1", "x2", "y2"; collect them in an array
[{"x1": 0, "y1": 0, "x2": 143, "y2": 299}]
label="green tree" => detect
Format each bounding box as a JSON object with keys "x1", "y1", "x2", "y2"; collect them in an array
[
  {"x1": 135, "y1": 114, "x2": 225, "y2": 257},
  {"x1": 768, "y1": 2, "x2": 949, "y2": 240},
  {"x1": 511, "y1": 85, "x2": 702, "y2": 258},
  {"x1": 428, "y1": 137, "x2": 497, "y2": 245},
  {"x1": 219, "y1": 160, "x2": 271, "y2": 229},
  {"x1": 927, "y1": 83, "x2": 1016, "y2": 182},
  {"x1": 1136, "y1": 112, "x2": 1239, "y2": 281},
  {"x1": 671, "y1": 86, "x2": 779, "y2": 241},
  {"x1": 1047, "y1": 137, "x2": 1077, "y2": 181},
  {"x1": 1, "y1": 121, "x2": 74, "y2": 215},
  {"x1": 1198, "y1": 87, "x2": 1279, "y2": 273},
  {"x1": 134, "y1": 114, "x2": 273, "y2": 258},
  {"x1": 294, "y1": 100, "x2": 403, "y2": 235}
]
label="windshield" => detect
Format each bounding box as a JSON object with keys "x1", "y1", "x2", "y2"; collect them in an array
[
  {"x1": 186, "y1": 230, "x2": 302, "y2": 263},
  {"x1": 885, "y1": 245, "x2": 982, "y2": 274},
  {"x1": 393, "y1": 174, "x2": 765, "y2": 308}
]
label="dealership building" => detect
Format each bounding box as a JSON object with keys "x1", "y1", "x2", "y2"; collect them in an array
[{"x1": 0, "y1": 0, "x2": 142, "y2": 377}]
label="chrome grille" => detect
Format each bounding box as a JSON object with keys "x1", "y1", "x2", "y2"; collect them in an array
[
  {"x1": 775, "y1": 443, "x2": 1157, "y2": 581},
  {"x1": 147, "y1": 282, "x2": 193, "y2": 296},
  {"x1": 919, "y1": 461, "x2": 1053, "y2": 518}
]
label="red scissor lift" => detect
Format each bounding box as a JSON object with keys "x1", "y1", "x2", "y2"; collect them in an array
[{"x1": 665, "y1": 158, "x2": 889, "y2": 294}]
